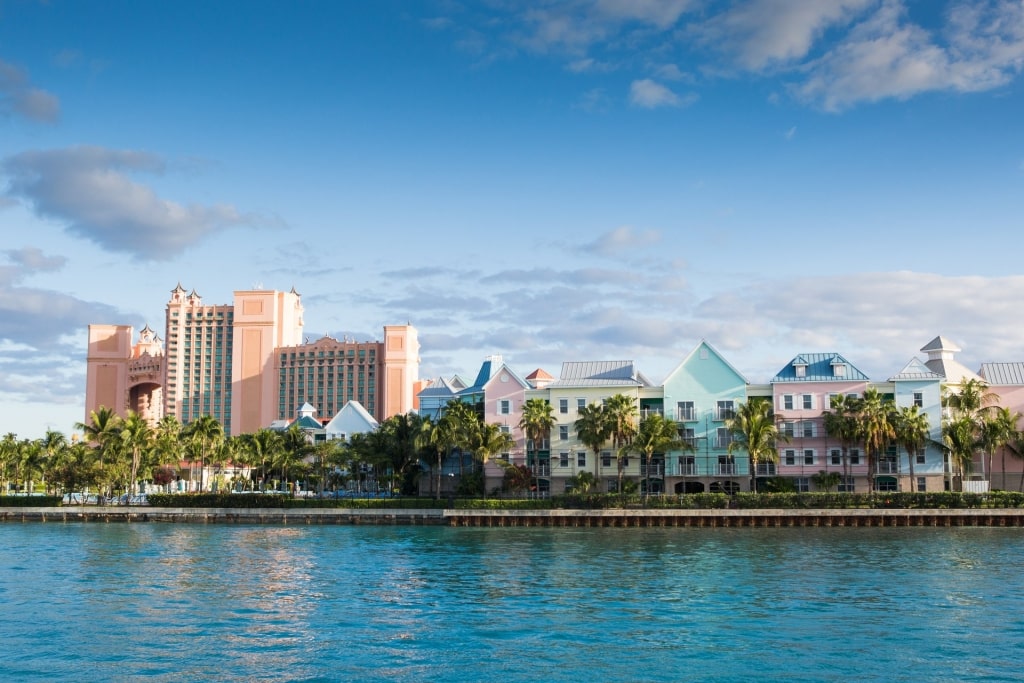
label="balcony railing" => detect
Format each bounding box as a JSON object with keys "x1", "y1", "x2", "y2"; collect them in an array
[
  {"x1": 526, "y1": 439, "x2": 550, "y2": 452},
  {"x1": 640, "y1": 409, "x2": 664, "y2": 419},
  {"x1": 714, "y1": 438, "x2": 733, "y2": 449},
  {"x1": 532, "y1": 464, "x2": 550, "y2": 477},
  {"x1": 876, "y1": 462, "x2": 899, "y2": 474},
  {"x1": 716, "y1": 463, "x2": 737, "y2": 475},
  {"x1": 674, "y1": 463, "x2": 697, "y2": 476},
  {"x1": 640, "y1": 464, "x2": 664, "y2": 477},
  {"x1": 676, "y1": 408, "x2": 696, "y2": 421}
]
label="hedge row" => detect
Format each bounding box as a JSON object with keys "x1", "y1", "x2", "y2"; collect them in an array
[
  {"x1": 140, "y1": 491, "x2": 1024, "y2": 510},
  {"x1": 0, "y1": 495, "x2": 61, "y2": 507}
]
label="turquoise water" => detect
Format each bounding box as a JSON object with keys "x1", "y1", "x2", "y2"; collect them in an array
[{"x1": 1, "y1": 524, "x2": 1021, "y2": 682}]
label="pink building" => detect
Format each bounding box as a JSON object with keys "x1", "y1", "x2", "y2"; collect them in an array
[{"x1": 85, "y1": 284, "x2": 419, "y2": 435}]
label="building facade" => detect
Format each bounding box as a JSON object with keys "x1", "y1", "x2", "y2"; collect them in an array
[{"x1": 86, "y1": 284, "x2": 419, "y2": 436}]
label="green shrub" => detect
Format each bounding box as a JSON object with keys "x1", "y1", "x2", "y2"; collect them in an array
[{"x1": 0, "y1": 495, "x2": 61, "y2": 507}]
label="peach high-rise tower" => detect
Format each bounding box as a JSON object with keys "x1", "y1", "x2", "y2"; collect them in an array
[{"x1": 164, "y1": 284, "x2": 304, "y2": 435}]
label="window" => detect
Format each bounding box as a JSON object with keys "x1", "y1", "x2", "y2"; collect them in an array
[
  {"x1": 783, "y1": 395, "x2": 794, "y2": 410},
  {"x1": 916, "y1": 477, "x2": 926, "y2": 492},
  {"x1": 559, "y1": 452, "x2": 569, "y2": 468},
  {"x1": 601, "y1": 451, "x2": 612, "y2": 468},
  {"x1": 838, "y1": 476, "x2": 856, "y2": 493},
  {"x1": 831, "y1": 449, "x2": 842, "y2": 466},
  {"x1": 784, "y1": 449, "x2": 797, "y2": 466},
  {"x1": 679, "y1": 427, "x2": 696, "y2": 447},
  {"x1": 849, "y1": 449, "x2": 861, "y2": 465},
  {"x1": 795, "y1": 364, "x2": 807, "y2": 378},
  {"x1": 499, "y1": 400, "x2": 511, "y2": 415},
  {"x1": 794, "y1": 477, "x2": 809, "y2": 492},
  {"x1": 780, "y1": 421, "x2": 795, "y2": 438},
  {"x1": 559, "y1": 399, "x2": 568, "y2": 414},
  {"x1": 801, "y1": 421, "x2": 815, "y2": 438},
  {"x1": 915, "y1": 449, "x2": 926, "y2": 465},
  {"x1": 715, "y1": 427, "x2": 731, "y2": 449},
  {"x1": 913, "y1": 392, "x2": 923, "y2": 408},
  {"x1": 577, "y1": 398, "x2": 586, "y2": 412},
  {"x1": 499, "y1": 425, "x2": 510, "y2": 435},
  {"x1": 577, "y1": 452, "x2": 586, "y2": 467},
  {"x1": 677, "y1": 401, "x2": 695, "y2": 421},
  {"x1": 716, "y1": 400, "x2": 735, "y2": 420},
  {"x1": 802, "y1": 394, "x2": 813, "y2": 410},
  {"x1": 559, "y1": 425, "x2": 569, "y2": 441},
  {"x1": 803, "y1": 449, "x2": 815, "y2": 465},
  {"x1": 876, "y1": 478, "x2": 898, "y2": 492}
]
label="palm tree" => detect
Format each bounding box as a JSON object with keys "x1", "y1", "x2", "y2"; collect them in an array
[
  {"x1": 279, "y1": 424, "x2": 312, "y2": 493},
  {"x1": 183, "y1": 415, "x2": 224, "y2": 491},
  {"x1": 40, "y1": 429, "x2": 67, "y2": 494},
  {"x1": 575, "y1": 403, "x2": 610, "y2": 489},
  {"x1": 119, "y1": 411, "x2": 153, "y2": 498},
  {"x1": 604, "y1": 394, "x2": 638, "y2": 492},
  {"x1": 979, "y1": 407, "x2": 1019, "y2": 488},
  {"x1": 518, "y1": 398, "x2": 555, "y2": 464},
  {"x1": 945, "y1": 378, "x2": 996, "y2": 418},
  {"x1": 892, "y1": 405, "x2": 930, "y2": 491},
  {"x1": 943, "y1": 415, "x2": 978, "y2": 486},
  {"x1": 858, "y1": 388, "x2": 895, "y2": 493},
  {"x1": 472, "y1": 422, "x2": 515, "y2": 469},
  {"x1": 726, "y1": 399, "x2": 786, "y2": 494},
  {"x1": 419, "y1": 414, "x2": 458, "y2": 500},
  {"x1": 246, "y1": 428, "x2": 284, "y2": 491},
  {"x1": 823, "y1": 394, "x2": 862, "y2": 490},
  {"x1": 0, "y1": 432, "x2": 17, "y2": 493},
  {"x1": 624, "y1": 413, "x2": 689, "y2": 497}
]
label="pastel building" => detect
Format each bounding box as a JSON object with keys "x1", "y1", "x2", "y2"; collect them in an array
[
  {"x1": 274, "y1": 325, "x2": 420, "y2": 426},
  {"x1": 164, "y1": 284, "x2": 304, "y2": 435},
  {"x1": 84, "y1": 323, "x2": 164, "y2": 425},
  {"x1": 978, "y1": 362, "x2": 1024, "y2": 490},
  {"x1": 538, "y1": 360, "x2": 657, "y2": 495},
  {"x1": 85, "y1": 284, "x2": 419, "y2": 436},
  {"x1": 889, "y1": 357, "x2": 945, "y2": 492},
  {"x1": 770, "y1": 353, "x2": 872, "y2": 492},
  {"x1": 662, "y1": 340, "x2": 750, "y2": 495}
]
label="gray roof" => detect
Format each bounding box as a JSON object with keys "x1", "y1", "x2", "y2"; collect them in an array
[
  {"x1": 548, "y1": 360, "x2": 653, "y2": 388},
  {"x1": 889, "y1": 357, "x2": 943, "y2": 381},
  {"x1": 979, "y1": 362, "x2": 1024, "y2": 385}
]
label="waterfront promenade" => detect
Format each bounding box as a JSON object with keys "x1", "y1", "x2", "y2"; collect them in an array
[{"x1": 5, "y1": 506, "x2": 1024, "y2": 527}]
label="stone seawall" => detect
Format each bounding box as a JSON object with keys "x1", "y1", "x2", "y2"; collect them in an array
[{"x1": 4, "y1": 507, "x2": 1024, "y2": 527}]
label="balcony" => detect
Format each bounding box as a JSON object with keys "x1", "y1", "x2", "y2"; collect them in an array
[
  {"x1": 676, "y1": 408, "x2": 696, "y2": 422},
  {"x1": 876, "y1": 462, "x2": 900, "y2": 474},
  {"x1": 716, "y1": 463, "x2": 737, "y2": 475},
  {"x1": 640, "y1": 464, "x2": 664, "y2": 478},
  {"x1": 674, "y1": 462, "x2": 697, "y2": 476},
  {"x1": 532, "y1": 464, "x2": 551, "y2": 477},
  {"x1": 640, "y1": 408, "x2": 664, "y2": 419}
]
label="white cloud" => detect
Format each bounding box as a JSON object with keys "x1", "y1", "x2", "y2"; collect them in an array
[
  {"x1": 0, "y1": 58, "x2": 60, "y2": 123},
  {"x1": 796, "y1": 0, "x2": 1024, "y2": 110},
  {"x1": 3, "y1": 146, "x2": 278, "y2": 261},
  {"x1": 694, "y1": 0, "x2": 875, "y2": 71},
  {"x1": 629, "y1": 78, "x2": 685, "y2": 107}
]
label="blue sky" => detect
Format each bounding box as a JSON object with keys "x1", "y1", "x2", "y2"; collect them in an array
[{"x1": 2, "y1": 0, "x2": 1023, "y2": 438}]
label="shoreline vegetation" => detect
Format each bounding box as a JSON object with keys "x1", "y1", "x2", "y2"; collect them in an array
[{"x1": 4, "y1": 490, "x2": 1024, "y2": 510}]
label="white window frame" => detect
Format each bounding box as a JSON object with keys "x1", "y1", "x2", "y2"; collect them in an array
[
  {"x1": 802, "y1": 394, "x2": 813, "y2": 410},
  {"x1": 499, "y1": 399, "x2": 511, "y2": 415},
  {"x1": 783, "y1": 394, "x2": 794, "y2": 410}
]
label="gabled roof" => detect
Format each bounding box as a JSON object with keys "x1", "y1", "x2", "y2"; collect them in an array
[
  {"x1": 662, "y1": 339, "x2": 749, "y2": 386},
  {"x1": 889, "y1": 357, "x2": 943, "y2": 381},
  {"x1": 772, "y1": 353, "x2": 869, "y2": 382},
  {"x1": 418, "y1": 375, "x2": 468, "y2": 398},
  {"x1": 548, "y1": 360, "x2": 653, "y2": 388},
  {"x1": 290, "y1": 415, "x2": 324, "y2": 430},
  {"x1": 979, "y1": 362, "x2": 1024, "y2": 385},
  {"x1": 457, "y1": 356, "x2": 530, "y2": 397},
  {"x1": 324, "y1": 400, "x2": 379, "y2": 436}
]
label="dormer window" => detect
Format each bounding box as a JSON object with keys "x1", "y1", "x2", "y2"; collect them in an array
[
  {"x1": 794, "y1": 364, "x2": 807, "y2": 378},
  {"x1": 832, "y1": 361, "x2": 846, "y2": 377}
]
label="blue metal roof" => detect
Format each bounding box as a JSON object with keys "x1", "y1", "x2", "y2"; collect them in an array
[{"x1": 771, "y1": 353, "x2": 869, "y2": 382}]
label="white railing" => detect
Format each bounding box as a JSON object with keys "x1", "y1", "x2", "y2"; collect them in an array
[{"x1": 716, "y1": 464, "x2": 737, "y2": 475}]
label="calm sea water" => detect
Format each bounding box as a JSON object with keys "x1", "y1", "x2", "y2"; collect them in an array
[{"x1": 0, "y1": 523, "x2": 1021, "y2": 682}]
